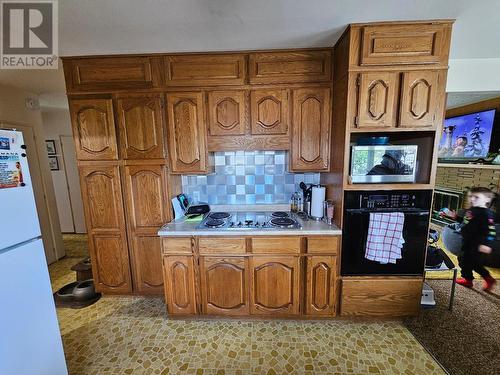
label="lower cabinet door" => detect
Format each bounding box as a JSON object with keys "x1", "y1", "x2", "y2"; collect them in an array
[
  {"x1": 200, "y1": 257, "x2": 249, "y2": 315},
  {"x1": 305, "y1": 256, "x2": 336, "y2": 316},
  {"x1": 131, "y1": 236, "x2": 164, "y2": 294},
  {"x1": 250, "y1": 256, "x2": 300, "y2": 315},
  {"x1": 163, "y1": 256, "x2": 197, "y2": 315}
]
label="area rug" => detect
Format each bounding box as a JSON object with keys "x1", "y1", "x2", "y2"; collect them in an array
[{"x1": 403, "y1": 279, "x2": 500, "y2": 375}]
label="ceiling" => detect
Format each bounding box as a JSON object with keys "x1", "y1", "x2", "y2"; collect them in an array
[{"x1": 0, "y1": 0, "x2": 499, "y2": 96}]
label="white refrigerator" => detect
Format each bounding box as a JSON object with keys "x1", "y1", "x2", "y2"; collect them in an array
[{"x1": 0, "y1": 129, "x2": 67, "y2": 375}]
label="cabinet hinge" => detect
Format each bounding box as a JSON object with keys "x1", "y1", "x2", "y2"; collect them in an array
[{"x1": 354, "y1": 116, "x2": 359, "y2": 126}]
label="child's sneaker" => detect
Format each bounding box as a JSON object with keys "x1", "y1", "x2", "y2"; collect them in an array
[
  {"x1": 483, "y1": 276, "x2": 497, "y2": 291},
  {"x1": 455, "y1": 278, "x2": 473, "y2": 288}
]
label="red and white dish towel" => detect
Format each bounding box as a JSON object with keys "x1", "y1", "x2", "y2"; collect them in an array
[{"x1": 365, "y1": 212, "x2": 405, "y2": 264}]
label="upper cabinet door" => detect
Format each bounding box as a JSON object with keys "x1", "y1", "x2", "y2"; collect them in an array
[
  {"x1": 356, "y1": 72, "x2": 399, "y2": 129},
  {"x1": 65, "y1": 57, "x2": 157, "y2": 92},
  {"x1": 207, "y1": 91, "x2": 247, "y2": 136},
  {"x1": 249, "y1": 50, "x2": 332, "y2": 84},
  {"x1": 250, "y1": 89, "x2": 289, "y2": 135},
  {"x1": 165, "y1": 92, "x2": 207, "y2": 174},
  {"x1": 69, "y1": 98, "x2": 118, "y2": 160},
  {"x1": 165, "y1": 54, "x2": 246, "y2": 86},
  {"x1": 116, "y1": 94, "x2": 165, "y2": 159},
  {"x1": 399, "y1": 71, "x2": 440, "y2": 129},
  {"x1": 290, "y1": 87, "x2": 331, "y2": 171}
]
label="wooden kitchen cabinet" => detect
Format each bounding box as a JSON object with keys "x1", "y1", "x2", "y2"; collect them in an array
[
  {"x1": 399, "y1": 71, "x2": 441, "y2": 128},
  {"x1": 116, "y1": 94, "x2": 166, "y2": 159},
  {"x1": 355, "y1": 70, "x2": 441, "y2": 130},
  {"x1": 305, "y1": 256, "x2": 336, "y2": 316},
  {"x1": 200, "y1": 257, "x2": 249, "y2": 315},
  {"x1": 249, "y1": 50, "x2": 332, "y2": 84},
  {"x1": 165, "y1": 92, "x2": 208, "y2": 173},
  {"x1": 356, "y1": 72, "x2": 399, "y2": 129},
  {"x1": 290, "y1": 87, "x2": 331, "y2": 171},
  {"x1": 250, "y1": 256, "x2": 300, "y2": 315},
  {"x1": 163, "y1": 255, "x2": 197, "y2": 315},
  {"x1": 122, "y1": 164, "x2": 169, "y2": 294},
  {"x1": 69, "y1": 98, "x2": 118, "y2": 160},
  {"x1": 79, "y1": 164, "x2": 132, "y2": 293},
  {"x1": 250, "y1": 89, "x2": 289, "y2": 135},
  {"x1": 207, "y1": 90, "x2": 247, "y2": 136}
]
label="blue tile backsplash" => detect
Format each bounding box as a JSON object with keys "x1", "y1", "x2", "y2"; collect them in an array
[{"x1": 182, "y1": 151, "x2": 320, "y2": 204}]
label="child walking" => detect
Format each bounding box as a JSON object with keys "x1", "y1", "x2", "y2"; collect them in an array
[{"x1": 455, "y1": 187, "x2": 497, "y2": 291}]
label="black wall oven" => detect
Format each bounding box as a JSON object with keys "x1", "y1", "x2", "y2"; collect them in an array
[{"x1": 341, "y1": 190, "x2": 432, "y2": 276}]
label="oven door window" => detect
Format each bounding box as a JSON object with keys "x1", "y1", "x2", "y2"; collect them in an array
[{"x1": 341, "y1": 210, "x2": 429, "y2": 276}]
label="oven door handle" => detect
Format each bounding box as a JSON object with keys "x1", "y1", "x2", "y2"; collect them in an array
[{"x1": 345, "y1": 209, "x2": 430, "y2": 215}]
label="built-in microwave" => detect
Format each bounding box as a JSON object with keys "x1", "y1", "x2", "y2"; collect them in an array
[{"x1": 350, "y1": 145, "x2": 418, "y2": 183}]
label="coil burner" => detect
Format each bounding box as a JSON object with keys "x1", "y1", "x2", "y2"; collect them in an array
[
  {"x1": 269, "y1": 217, "x2": 297, "y2": 228},
  {"x1": 204, "y1": 218, "x2": 226, "y2": 228},
  {"x1": 208, "y1": 212, "x2": 231, "y2": 220}
]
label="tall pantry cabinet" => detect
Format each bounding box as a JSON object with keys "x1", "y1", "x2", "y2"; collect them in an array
[{"x1": 69, "y1": 94, "x2": 178, "y2": 294}]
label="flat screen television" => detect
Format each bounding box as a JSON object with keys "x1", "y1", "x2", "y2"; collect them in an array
[{"x1": 438, "y1": 108, "x2": 496, "y2": 162}]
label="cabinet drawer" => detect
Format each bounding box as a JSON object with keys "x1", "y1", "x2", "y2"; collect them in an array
[
  {"x1": 360, "y1": 24, "x2": 450, "y2": 66},
  {"x1": 249, "y1": 50, "x2": 331, "y2": 84},
  {"x1": 199, "y1": 238, "x2": 246, "y2": 255},
  {"x1": 165, "y1": 54, "x2": 246, "y2": 86},
  {"x1": 162, "y1": 238, "x2": 192, "y2": 254},
  {"x1": 307, "y1": 237, "x2": 339, "y2": 254},
  {"x1": 252, "y1": 237, "x2": 301, "y2": 254},
  {"x1": 67, "y1": 57, "x2": 156, "y2": 91}
]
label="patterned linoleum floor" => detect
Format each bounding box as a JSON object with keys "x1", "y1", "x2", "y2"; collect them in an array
[{"x1": 50, "y1": 235, "x2": 446, "y2": 375}]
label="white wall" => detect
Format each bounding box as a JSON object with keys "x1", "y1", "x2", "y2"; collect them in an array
[
  {"x1": 447, "y1": 58, "x2": 500, "y2": 92},
  {"x1": 0, "y1": 85, "x2": 64, "y2": 263},
  {"x1": 41, "y1": 108, "x2": 86, "y2": 233}
]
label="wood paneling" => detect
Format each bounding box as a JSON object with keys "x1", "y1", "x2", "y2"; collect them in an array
[
  {"x1": 399, "y1": 71, "x2": 439, "y2": 128},
  {"x1": 340, "y1": 277, "x2": 423, "y2": 317},
  {"x1": 306, "y1": 237, "x2": 339, "y2": 254},
  {"x1": 360, "y1": 24, "x2": 449, "y2": 66},
  {"x1": 163, "y1": 256, "x2": 197, "y2": 315},
  {"x1": 162, "y1": 237, "x2": 192, "y2": 254},
  {"x1": 116, "y1": 94, "x2": 165, "y2": 159},
  {"x1": 207, "y1": 90, "x2": 247, "y2": 136},
  {"x1": 356, "y1": 72, "x2": 399, "y2": 128},
  {"x1": 69, "y1": 98, "x2": 118, "y2": 160},
  {"x1": 252, "y1": 237, "x2": 301, "y2": 254},
  {"x1": 200, "y1": 257, "x2": 249, "y2": 315},
  {"x1": 199, "y1": 237, "x2": 246, "y2": 255},
  {"x1": 67, "y1": 57, "x2": 156, "y2": 92},
  {"x1": 305, "y1": 256, "x2": 336, "y2": 316},
  {"x1": 207, "y1": 135, "x2": 290, "y2": 152},
  {"x1": 249, "y1": 50, "x2": 331, "y2": 84},
  {"x1": 165, "y1": 54, "x2": 246, "y2": 86},
  {"x1": 250, "y1": 256, "x2": 300, "y2": 315},
  {"x1": 123, "y1": 164, "x2": 168, "y2": 293},
  {"x1": 290, "y1": 87, "x2": 331, "y2": 171},
  {"x1": 79, "y1": 164, "x2": 131, "y2": 293},
  {"x1": 250, "y1": 89, "x2": 289, "y2": 135},
  {"x1": 165, "y1": 92, "x2": 208, "y2": 173}
]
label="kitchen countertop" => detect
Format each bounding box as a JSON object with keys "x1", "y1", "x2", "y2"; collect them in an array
[{"x1": 158, "y1": 208, "x2": 341, "y2": 237}]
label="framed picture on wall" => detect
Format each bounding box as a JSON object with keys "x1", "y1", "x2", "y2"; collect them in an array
[
  {"x1": 48, "y1": 156, "x2": 59, "y2": 171},
  {"x1": 45, "y1": 140, "x2": 56, "y2": 155}
]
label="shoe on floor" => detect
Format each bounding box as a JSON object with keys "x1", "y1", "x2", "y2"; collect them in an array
[
  {"x1": 455, "y1": 278, "x2": 473, "y2": 288},
  {"x1": 483, "y1": 276, "x2": 497, "y2": 292}
]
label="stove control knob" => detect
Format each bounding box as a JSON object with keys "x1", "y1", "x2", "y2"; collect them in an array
[
  {"x1": 255, "y1": 222, "x2": 260, "y2": 227},
  {"x1": 262, "y1": 222, "x2": 267, "y2": 227},
  {"x1": 237, "y1": 221, "x2": 243, "y2": 227},
  {"x1": 245, "y1": 220, "x2": 253, "y2": 226},
  {"x1": 230, "y1": 222, "x2": 235, "y2": 227}
]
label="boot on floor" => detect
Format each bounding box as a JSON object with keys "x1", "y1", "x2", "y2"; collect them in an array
[{"x1": 455, "y1": 277, "x2": 473, "y2": 288}]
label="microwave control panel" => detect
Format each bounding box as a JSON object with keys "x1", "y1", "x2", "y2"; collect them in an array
[{"x1": 361, "y1": 194, "x2": 416, "y2": 209}]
